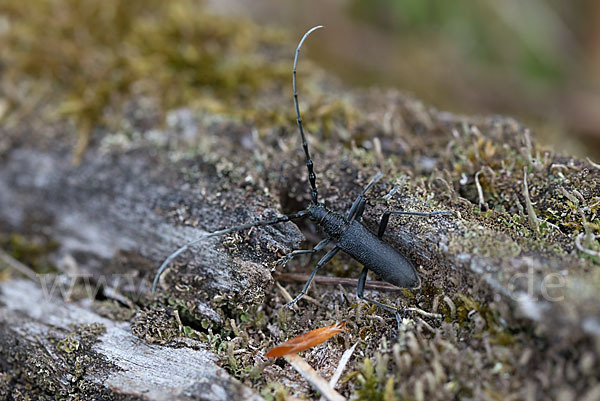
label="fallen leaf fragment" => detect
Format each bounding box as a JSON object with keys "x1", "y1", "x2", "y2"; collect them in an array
[{"x1": 265, "y1": 321, "x2": 348, "y2": 358}]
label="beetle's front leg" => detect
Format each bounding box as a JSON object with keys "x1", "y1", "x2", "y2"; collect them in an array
[
  {"x1": 285, "y1": 246, "x2": 340, "y2": 309},
  {"x1": 276, "y1": 237, "x2": 331, "y2": 266}
]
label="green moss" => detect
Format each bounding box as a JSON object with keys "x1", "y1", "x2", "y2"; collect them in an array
[
  {"x1": 1, "y1": 233, "x2": 59, "y2": 274},
  {"x1": 261, "y1": 382, "x2": 290, "y2": 401},
  {"x1": 353, "y1": 357, "x2": 397, "y2": 401},
  {"x1": 0, "y1": 0, "x2": 289, "y2": 162}
]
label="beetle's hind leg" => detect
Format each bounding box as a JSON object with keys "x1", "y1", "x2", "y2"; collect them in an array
[
  {"x1": 284, "y1": 246, "x2": 340, "y2": 309},
  {"x1": 357, "y1": 267, "x2": 403, "y2": 330},
  {"x1": 276, "y1": 237, "x2": 331, "y2": 266}
]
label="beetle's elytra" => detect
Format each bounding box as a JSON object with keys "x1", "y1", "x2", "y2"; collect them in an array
[{"x1": 153, "y1": 26, "x2": 452, "y2": 328}]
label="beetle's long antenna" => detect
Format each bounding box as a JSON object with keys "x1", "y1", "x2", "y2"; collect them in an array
[
  {"x1": 293, "y1": 25, "x2": 323, "y2": 205},
  {"x1": 152, "y1": 210, "x2": 308, "y2": 293}
]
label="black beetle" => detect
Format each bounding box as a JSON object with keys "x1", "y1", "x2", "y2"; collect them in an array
[{"x1": 153, "y1": 26, "x2": 452, "y2": 327}]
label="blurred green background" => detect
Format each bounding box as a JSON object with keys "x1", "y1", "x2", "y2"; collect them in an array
[
  {"x1": 2, "y1": 0, "x2": 599, "y2": 158},
  {"x1": 208, "y1": 0, "x2": 600, "y2": 157}
]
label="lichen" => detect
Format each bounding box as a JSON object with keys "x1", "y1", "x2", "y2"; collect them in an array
[{"x1": 0, "y1": 322, "x2": 121, "y2": 399}]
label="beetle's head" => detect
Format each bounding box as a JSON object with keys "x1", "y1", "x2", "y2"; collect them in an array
[{"x1": 307, "y1": 202, "x2": 327, "y2": 223}]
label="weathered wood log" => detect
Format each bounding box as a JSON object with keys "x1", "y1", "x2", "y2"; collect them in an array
[
  {"x1": 0, "y1": 279, "x2": 265, "y2": 401},
  {"x1": 0, "y1": 128, "x2": 304, "y2": 399},
  {"x1": 1, "y1": 91, "x2": 599, "y2": 399}
]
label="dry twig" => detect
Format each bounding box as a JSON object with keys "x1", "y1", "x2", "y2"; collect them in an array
[{"x1": 284, "y1": 353, "x2": 346, "y2": 401}]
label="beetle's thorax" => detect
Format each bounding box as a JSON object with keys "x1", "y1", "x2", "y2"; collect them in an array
[{"x1": 307, "y1": 203, "x2": 348, "y2": 240}]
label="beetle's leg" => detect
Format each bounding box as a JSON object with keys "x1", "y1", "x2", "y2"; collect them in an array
[
  {"x1": 285, "y1": 246, "x2": 340, "y2": 309},
  {"x1": 383, "y1": 185, "x2": 401, "y2": 201},
  {"x1": 347, "y1": 172, "x2": 384, "y2": 221},
  {"x1": 357, "y1": 267, "x2": 402, "y2": 330},
  {"x1": 377, "y1": 210, "x2": 453, "y2": 239},
  {"x1": 353, "y1": 199, "x2": 368, "y2": 222},
  {"x1": 352, "y1": 184, "x2": 402, "y2": 207},
  {"x1": 152, "y1": 210, "x2": 309, "y2": 293},
  {"x1": 276, "y1": 237, "x2": 331, "y2": 266}
]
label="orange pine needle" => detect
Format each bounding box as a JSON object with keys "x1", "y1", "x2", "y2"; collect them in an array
[{"x1": 265, "y1": 321, "x2": 348, "y2": 358}]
